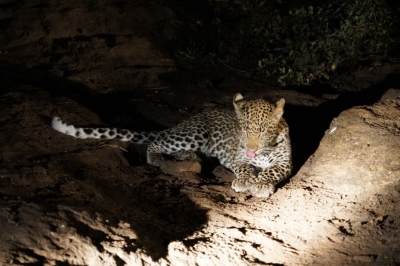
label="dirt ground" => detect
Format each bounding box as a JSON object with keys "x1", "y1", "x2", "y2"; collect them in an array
[{"x1": 0, "y1": 1, "x2": 400, "y2": 265}]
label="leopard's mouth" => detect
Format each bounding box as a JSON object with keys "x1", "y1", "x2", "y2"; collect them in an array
[{"x1": 245, "y1": 150, "x2": 257, "y2": 158}]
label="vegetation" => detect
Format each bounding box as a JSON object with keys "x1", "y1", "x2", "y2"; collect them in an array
[{"x1": 175, "y1": 0, "x2": 398, "y2": 85}]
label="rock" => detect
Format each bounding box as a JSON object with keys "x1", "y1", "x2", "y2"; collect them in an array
[
  {"x1": 160, "y1": 160, "x2": 202, "y2": 176},
  {"x1": 379, "y1": 88, "x2": 400, "y2": 102},
  {"x1": 212, "y1": 166, "x2": 235, "y2": 183},
  {"x1": 298, "y1": 99, "x2": 400, "y2": 195}
]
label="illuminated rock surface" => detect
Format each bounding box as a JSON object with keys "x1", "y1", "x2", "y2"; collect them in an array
[{"x1": 0, "y1": 1, "x2": 400, "y2": 265}]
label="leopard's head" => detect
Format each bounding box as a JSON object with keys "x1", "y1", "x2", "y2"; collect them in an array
[{"x1": 233, "y1": 93, "x2": 285, "y2": 158}]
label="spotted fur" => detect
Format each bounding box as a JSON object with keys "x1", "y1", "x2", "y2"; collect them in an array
[{"x1": 52, "y1": 93, "x2": 292, "y2": 197}]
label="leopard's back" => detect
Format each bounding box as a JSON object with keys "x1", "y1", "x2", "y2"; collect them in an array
[{"x1": 182, "y1": 108, "x2": 240, "y2": 167}]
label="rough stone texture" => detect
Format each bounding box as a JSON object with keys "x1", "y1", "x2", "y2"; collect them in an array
[
  {"x1": 0, "y1": 1, "x2": 176, "y2": 91},
  {"x1": 1, "y1": 0, "x2": 400, "y2": 265},
  {"x1": 160, "y1": 160, "x2": 202, "y2": 176},
  {"x1": 0, "y1": 84, "x2": 399, "y2": 265},
  {"x1": 301, "y1": 99, "x2": 400, "y2": 195}
]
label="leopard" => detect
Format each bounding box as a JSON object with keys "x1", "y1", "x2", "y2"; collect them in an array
[{"x1": 52, "y1": 93, "x2": 292, "y2": 198}]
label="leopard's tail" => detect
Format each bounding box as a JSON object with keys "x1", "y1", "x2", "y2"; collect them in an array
[{"x1": 51, "y1": 117, "x2": 162, "y2": 144}]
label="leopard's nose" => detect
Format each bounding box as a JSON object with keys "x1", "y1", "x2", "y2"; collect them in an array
[{"x1": 245, "y1": 136, "x2": 258, "y2": 158}]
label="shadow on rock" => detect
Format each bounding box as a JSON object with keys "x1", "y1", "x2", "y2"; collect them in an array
[
  {"x1": 0, "y1": 61, "x2": 209, "y2": 263},
  {"x1": 0, "y1": 176, "x2": 208, "y2": 263}
]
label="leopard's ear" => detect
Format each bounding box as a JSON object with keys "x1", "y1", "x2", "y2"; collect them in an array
[
  {"x1": 272, "y1": 98, "x2": 285, "y2": 121},
  {"x1": 233, "y1": 93, "x2": 244, "y2": 115}
]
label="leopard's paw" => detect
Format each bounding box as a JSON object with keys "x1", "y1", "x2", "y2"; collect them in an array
[
  {"x1": 231, "y1": 178, "x2": 250, "y2": 192},
  {"x1": 249, "y1": 183, "x2": 275, "y2": 198}
]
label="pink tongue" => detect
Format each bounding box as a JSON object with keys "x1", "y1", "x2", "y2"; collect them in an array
[{"x1": 246, "y1": 150, "x2": 256, "y2": 158}]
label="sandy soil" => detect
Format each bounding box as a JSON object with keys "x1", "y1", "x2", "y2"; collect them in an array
[{"x1": 0, "y1": 1, "x2": 400, "y2": 265}]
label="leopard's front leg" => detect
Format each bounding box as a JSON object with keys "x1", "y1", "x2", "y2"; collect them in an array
[
  {"x1": 231, "y1": 163, "x2": 258, "y2": 193},
  {"x1": 249, "y1": 163, "x2": 292, "y2": 198},
  {"x1": 231, "y1": 162, "x2": 291, "y2": 198}
]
